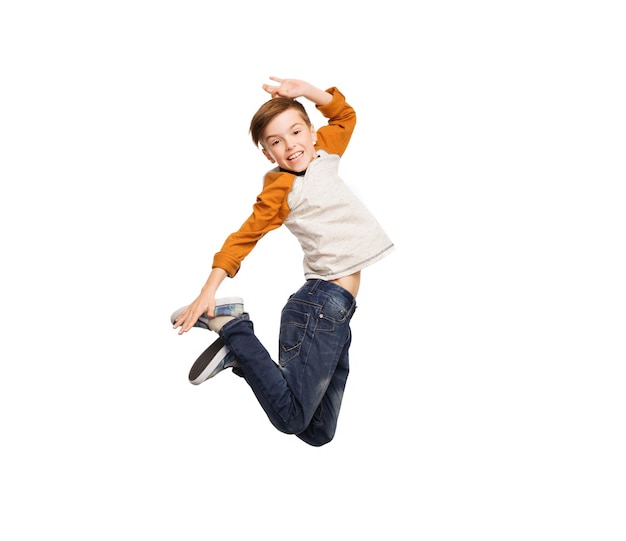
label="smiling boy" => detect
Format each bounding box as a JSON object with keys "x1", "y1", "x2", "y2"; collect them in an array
[{"x1": 172, "y1": 77, "x2": 394, "y2": 446}]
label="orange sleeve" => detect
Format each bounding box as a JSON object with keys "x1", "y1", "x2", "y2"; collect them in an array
[
  {"x1": 212, "y1": 171, "x2": 294, "y2": 277},
  {"x1": 314, "y1": 87, "x2": 357, "y2": 157}
]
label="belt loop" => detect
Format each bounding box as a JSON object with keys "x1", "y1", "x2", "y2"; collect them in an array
[
  {"x1": 307, "y1": 279, "x2": 320, "y2": 295},
  {"x1": 348, "y1": 300, "x2": 357, "y2": 318}
]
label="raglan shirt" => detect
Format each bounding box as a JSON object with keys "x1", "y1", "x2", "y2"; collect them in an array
[{"x1": 212, "y1": 87, "x2": 394, "y2": 280}]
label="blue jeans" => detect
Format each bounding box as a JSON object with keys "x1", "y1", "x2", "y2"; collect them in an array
[{"x1": 219, "y1": 279, "x2": 357, "y2": 446}]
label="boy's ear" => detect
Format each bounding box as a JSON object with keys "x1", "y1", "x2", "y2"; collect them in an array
[{"x1": 262, "y1": 148, "x2": 275, "y2": 163}]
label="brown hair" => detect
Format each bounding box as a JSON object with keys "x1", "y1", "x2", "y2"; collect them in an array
[{"x1": 249, "y1": 97, "x2": 312, "y2": 148}]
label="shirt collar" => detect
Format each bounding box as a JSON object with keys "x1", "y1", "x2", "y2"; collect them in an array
[{"x1": 279, "y1": 167, "x2": 307, "y2": 177}]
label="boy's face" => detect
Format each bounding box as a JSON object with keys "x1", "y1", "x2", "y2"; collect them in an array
[{"x1": 260, "y1": 108, "x2": 317, "y2": 173}]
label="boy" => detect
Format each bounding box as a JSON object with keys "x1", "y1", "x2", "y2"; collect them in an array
[{"x1": 172, "y1": 77, "x2": 394, "y2": 446}]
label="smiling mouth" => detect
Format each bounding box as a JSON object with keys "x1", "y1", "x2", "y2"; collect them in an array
[{"x1": 287, "y1": 151, "x2": 303, "y2": 161}]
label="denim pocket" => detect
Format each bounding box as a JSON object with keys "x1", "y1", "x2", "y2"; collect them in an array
[
  {"x1": 316, "y1": 296, "x2": 350, "y2": 332},
  {"x1": 279, "y1": 308, "x2": 309, "y2": 366}
]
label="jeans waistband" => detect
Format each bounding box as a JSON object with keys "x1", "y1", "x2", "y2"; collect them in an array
[{"x1": 303, "y1": 279, "x2": 355, "y2": 306}]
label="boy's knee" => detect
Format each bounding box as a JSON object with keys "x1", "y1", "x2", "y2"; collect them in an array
[{"x1": 296, "y1": 425, "x2": 336, "y2": 447}]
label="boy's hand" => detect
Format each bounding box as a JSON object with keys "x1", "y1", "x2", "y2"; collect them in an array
[
  {"x1": 262, "y1": 76, "x2": 309, "y2": 99},
  {"x1": 262, "y1": 76, "x2": 332, "y2": 107},
  {"x1": 172, "y1": 292, "x2": 216, "y2": 335}
]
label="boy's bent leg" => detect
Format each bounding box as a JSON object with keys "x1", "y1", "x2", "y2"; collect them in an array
[
  {"x1": 219, "y1": 315, "x2": 306, "y2": 434},
  {"x1": 220, "y1": 280, "x2": 356, "y2": 444}
]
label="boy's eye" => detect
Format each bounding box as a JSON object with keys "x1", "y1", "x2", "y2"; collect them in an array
[{"x1": 293, "y1": 129, "x2": 301, "y2": 135}]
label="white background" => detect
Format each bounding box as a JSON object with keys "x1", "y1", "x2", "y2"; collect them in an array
[{"x1": 1, "y1": 1, "x2": 624, "y2": 539}]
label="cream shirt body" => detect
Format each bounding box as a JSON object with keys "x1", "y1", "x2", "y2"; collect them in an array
[{"x1": 284, "y1": 150, "x2": 395, "y2": 280}]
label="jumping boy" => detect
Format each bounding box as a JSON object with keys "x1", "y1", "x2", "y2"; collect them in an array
[{"x1": 171, "y1": 77, "x2": 394, "y2": 446}]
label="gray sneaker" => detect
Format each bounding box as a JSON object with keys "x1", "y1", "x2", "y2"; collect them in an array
[
  {"x1": 188, "y1": 337, "x2": 237, "y2": 384},
  {"x1": 170, "y1": 297, "x2": 244, "y2": 330}
]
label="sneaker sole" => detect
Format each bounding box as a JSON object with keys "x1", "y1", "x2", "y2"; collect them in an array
[{"x1": 189, "y1": 337, "x2": 230, "y2": 385}]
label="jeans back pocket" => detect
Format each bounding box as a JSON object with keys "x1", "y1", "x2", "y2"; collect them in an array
[{"x1": 279, "y1": 308, "x2": 310, "y2": 366}]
